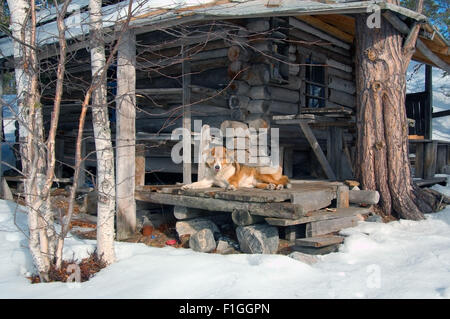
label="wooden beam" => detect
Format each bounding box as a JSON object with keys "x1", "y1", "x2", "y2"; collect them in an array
[
  {"x1": 289, "y1": 17, "x2": 351, "y2": 51},
  {"x1": 415, "y1": 142, "x2": 425, "y2": 179},
  {"x1": 182, "y1": 45, "x2": 192, "y2": 185},
  {"x1": 135, "y1": 144, "x2": 145, "y2": 187},
  {"x1": 116, "y1": 29, "x2": 137, "y2": 240},
  {"x1": 425, "y1": 64, "x2": 433, "y2": 140},
  {"x1": 382, "y1": 11, "x2": 450, "y2": 73},
  {"x1": 423, "y1": 140, "x2": 438, "y2": 179},
  {"x1": 197, "y1": 124, "x2": 210, "y2": 181},
  {"x1": 432, "y1": 110, "x2": 450, "y2": 118},
  {"x1": 299, "y1": 121, "x2": 337, "y2": 180},
  {"x1": 314, "y1": 14, "x2": 355, "y2": 36},
  {"x1": 296, "y1": 15, "x2": 354, "y2": 43},
  {"x1": 305, "y1": 215, "x2": 360, "y2": 237},
  {"x1": 336, "y1": 185, "x2": 349, "y2": 208},
  {"x1": 135, "y1": 189, "x2": 307, "y2": 219},
  {"x1": 296, "y1": 235, "x2": 344, "y2": 248}
]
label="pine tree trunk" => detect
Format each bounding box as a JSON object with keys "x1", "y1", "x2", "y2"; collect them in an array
[
  {"x1": 89, "y1": 0, "x2": 116, "y2": 264},
  {"x1": 354, "y1": 1, "x2": 430, "y2": 220}
]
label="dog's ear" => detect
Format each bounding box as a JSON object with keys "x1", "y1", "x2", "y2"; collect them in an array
[
  {"x1": 202, "y1": 148, "x2": 215, "y2": 167},
  {"x1": 225, "y1": 148, "x2": 235, "y2": 163},
  {"x1": 202, "y1": 148, "x2": 212, "y2": 156}
]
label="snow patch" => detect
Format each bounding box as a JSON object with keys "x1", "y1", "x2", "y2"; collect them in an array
[{"x1": 1, "y1": 179, "x2": 450, "y2": 298}]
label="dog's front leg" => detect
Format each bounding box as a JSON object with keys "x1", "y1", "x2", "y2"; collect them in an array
[
  {"x1": 181, "y1": 179, "x2": 214, "y2": 190},
  {"x1": 213, "y1": 179, "x2": 230, "y2": 189}
]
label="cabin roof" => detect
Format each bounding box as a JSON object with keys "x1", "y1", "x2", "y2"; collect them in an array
[{"x1": 0, "y1": 0, "x2": 448, "y2": 69}]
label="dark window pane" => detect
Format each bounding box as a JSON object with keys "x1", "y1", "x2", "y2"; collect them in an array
[{"x1": 305, "y1": 56, "x2": 325, "y2": 108}]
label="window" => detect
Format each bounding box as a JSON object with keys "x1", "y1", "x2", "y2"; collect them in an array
[{"x1": 305, "y1": 56, "x2": 326, "y2": 108}]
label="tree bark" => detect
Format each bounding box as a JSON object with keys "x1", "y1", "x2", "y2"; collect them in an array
[
  {"x1": 7, "y1": 0, "x2": 51, "y2": 280},
  {"x1": 89, "y1": 0, "x2": 116, "y2": 264},
  {"x1": 355, "y1": 0, "x2": 430, "y2": 220}
]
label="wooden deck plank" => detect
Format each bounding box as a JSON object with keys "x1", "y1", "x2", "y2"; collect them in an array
[
  {"x1": 265, "y1": 207, "x2": 372, "y2": 226},
  {"x1": 415, "y1": 176, "x2": 447, "y2": 187},
  {"x1": 135, "y1": 189, "x2": 307, "y2": 219},
  {"x1": 157, "y1": 182, "x2": 338, "y2": 204},
  {"x1": 295, "y1": 235, "x2": 344, "y2": 248},
  {"x1": 292, "y1": 244, "x2": 340, "y2": 255},
  {"x1": 306, "y1": 215, "x2": 361, "y2": 237}
]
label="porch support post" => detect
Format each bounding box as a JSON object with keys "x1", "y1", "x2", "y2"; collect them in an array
[{"x1": 116, "y1": 29, "x2": 136, "y2": 240}]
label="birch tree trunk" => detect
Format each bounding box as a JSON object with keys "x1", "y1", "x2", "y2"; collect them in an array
[
  {"x1": 354, "y1": 0, "x2": 430, "y2": 220},
  {"x1": 7, "y1": 0, "x2": 50, "y2": 280},
  {"x1": 89, "y1": 0, "x2": 116, "y2": 264}
]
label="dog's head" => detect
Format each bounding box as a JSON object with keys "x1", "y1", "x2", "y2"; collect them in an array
[{"x1": 204, "y1": 146, "x2": 234, "y2": 173}]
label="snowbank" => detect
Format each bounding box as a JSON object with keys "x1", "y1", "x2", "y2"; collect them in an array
[{"x1": 1, "y1": 183, "x2": 450, "y2": 298}]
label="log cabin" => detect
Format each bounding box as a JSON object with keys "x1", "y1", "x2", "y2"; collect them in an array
[{"x1": 0, "y1": 0, "x2": 449, "y2": 252}]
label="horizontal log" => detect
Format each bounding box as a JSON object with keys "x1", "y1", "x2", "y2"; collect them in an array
[
  {"x1": 328, "y1": 89, "x2": 355, "y2": 108},
  {"x1": 247, "y1": 100, "x2": 270, "y2": 113},
  {"x1": 289, "y1": 17, "x2": 351, "y2": 50},
  {"x1": 251, "y1": 40, "x2": 273, "y2": 53},
  {"x1": 327, "y1": 58, "x2": 353, "y2": 73},
  {"x1": 135, "y1": 189, "x2": 307, "y2": 219},
  {"x1": 249, "y1": 86, "x2": 271, "y2": 100},
  {"x1": 269, "y1": 86, "x2": 300, "y2": 103},
  {"x1": 265, "y1": 207, "x2": 372, "y2": 226},
  {"x1": 292, "y1": 30, "x2": 352, "y2": 63},
  {"x1": 328, "y1": 76, "x2": 356, "y2": 95},
  {"x1": 228, "y1": 95, "x2": 250, "y2": 110},
  {"x1": 269, "y1": 100, "x2": 299, "y2": 115},
  {"x1": 229, "y1": 80, "x2": 250, "y2": 95},
  {"x1": 247, "y1": 19, "x2": 270, "y2": 33},
  {"x1": 292, "y1": 243, "x2": 340, "y2": 255},
  {"x1": 295, "y1": 235, "x2": 344, "y2": 248},
  {"x1": 232, "y1": 209, "x2": 265, "y2": 226},
  {"x1": 138, "y1": 47, "x2": 230, "y2": 69},
  {"x1": 291, "y1": 189, "x2": 335, "y2": 213},
  {"x1": 305, "y1": 215, "x2": 361, "y2": 237},
  {"x1": 228, "y1": 45, "x2": 251, "y2": 62},
  {"x1": 327, "y1": 65, "x2": 353, "y2": 81},
  {"x1": 271, "y1": 76, "x2": 302, "y2": 90},
  {"x1": 349, "y1": 190, "x2": 380, "y2": 205},
  {"x1": 242, "y1": 64, "x2": 271, "y2": 86}
]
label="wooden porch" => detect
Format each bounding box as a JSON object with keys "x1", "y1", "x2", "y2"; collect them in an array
[{"x1": 135, "y1": 180, "x2": 376, "y2": 254}]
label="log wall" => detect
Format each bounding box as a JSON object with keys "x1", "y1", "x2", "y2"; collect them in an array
[{"x1": 40, "y1": 16, "x2": 356, "y2": 179}]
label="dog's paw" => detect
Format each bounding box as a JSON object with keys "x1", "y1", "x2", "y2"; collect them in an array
[
  {"x1": 275, "y1": 184, "x2": 284, "y2": 190},
  {"x1": 266, "y1": 183, "x2": 276, "y2": 190},
  {"x1": 181, "y1": 184, "x2": 191, "y2": 190},
  {"x1": 226, "y1": 184, "x2": 237, "y2": 191}
]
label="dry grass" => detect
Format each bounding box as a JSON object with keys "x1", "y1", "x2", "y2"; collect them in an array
[{"x1": 28, "y1": 251, "x2": 107, "y2": 284}]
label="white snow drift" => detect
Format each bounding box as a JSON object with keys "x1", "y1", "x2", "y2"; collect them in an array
[{"x1": 1, "y1": 180, "x2": 450, "y2": 298}]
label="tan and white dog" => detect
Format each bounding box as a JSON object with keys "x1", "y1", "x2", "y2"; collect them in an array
[{"x1": 181, "y1": 146, "x2": 290, "y2": 191}]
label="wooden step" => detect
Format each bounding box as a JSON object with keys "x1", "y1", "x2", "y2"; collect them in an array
[
  {"x1": 295, "y1": 235, "x2": 344, "y2": 248},
  {"x1": 306, "y1": 215, "x2": 361, "y2": 237},
  {"x1": 292, "y1": 244, "x2": 340, "y2": 255},
  {"x1": 265, "y1": 206, "x2": 371, "y2": 226}
]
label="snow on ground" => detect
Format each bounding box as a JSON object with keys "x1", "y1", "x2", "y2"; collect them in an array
[{"x1": 2, "y1": 181, "x2": 450, "y2": 299}]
